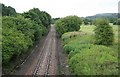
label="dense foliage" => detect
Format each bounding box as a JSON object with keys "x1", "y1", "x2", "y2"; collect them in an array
[
  {"x1": 83, "y1": 18, "x2": 93, "y2": 25},
  {"x1": 51, "y1": 18, "x2": 60, "y2": 24},
  {"x1": 2, "y1": 4, "x2": 51, "y2": 73},
  {"x1": 1, "y1": 4, "x2": 16, "y2": 16},
  {"x1": 55, "y1": 16, "x2": 82, "y2": 36},
  {"x1": 62, "y1": 29, "x2": 118, "y2": 75},
  {"x1": 23, "y1": 8, "x2": 51, "y2": 28},
  {"x1": 2, "y1": 16, "x2": 34, "y2": 64},
  {"x1": 94, "y1": 18, "x2": 114, "y2": 46},
  {"x1": 69, "y1": 45, "x2": 118, "y2": 75},
  {"x1": 22, "y1": 8, "x2": 52, "y2": 40}
]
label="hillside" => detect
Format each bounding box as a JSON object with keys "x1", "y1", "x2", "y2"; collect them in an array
[
  {"x1": 85, "y1": 13, "x2": 118, "y2": 23},
  {"x1": 86, "y1": 13, "x2": 118, "y2": 19}
]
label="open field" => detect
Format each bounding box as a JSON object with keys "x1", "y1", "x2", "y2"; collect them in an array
[
  {"x1": 80, "y1": 24, "x2": 118, "y2": 42},
  {"x1": 62, "y1": 24, "x2": 118, "y2": 75}
]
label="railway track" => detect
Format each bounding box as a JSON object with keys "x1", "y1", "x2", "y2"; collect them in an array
[
  {"x1": 32, "y1": 34, "x2": 52, "y2": 76},
  {"x1": 23, "y1": 25, "x2": 58, "y2": 76}
]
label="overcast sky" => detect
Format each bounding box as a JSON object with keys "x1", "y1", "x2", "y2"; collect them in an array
[{"x1": 1, "y1": 0, "x2": 119, "y2": 18}]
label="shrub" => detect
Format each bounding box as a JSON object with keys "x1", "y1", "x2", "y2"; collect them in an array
[
  {"x1": 69, "y1": 45, "x2": 118, "y2": 75},
  {"x1": 68, "y1": 44, "x2": 94, "y2": 58},
  {"x1": 94, "y1": 18, "x2": 114, "y2": 46}
]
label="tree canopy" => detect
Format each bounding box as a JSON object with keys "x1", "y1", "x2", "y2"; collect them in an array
[
  {"x1": 55, "y1": 15, "x2": 82, "y2": 36},
  {"x1": 1, "y1": 4, "x2": 16, "y2": 16}
]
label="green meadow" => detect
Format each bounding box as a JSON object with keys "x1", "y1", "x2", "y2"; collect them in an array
[{"x1": 62, "y1": 24, "x2": 118, "y2": 75}]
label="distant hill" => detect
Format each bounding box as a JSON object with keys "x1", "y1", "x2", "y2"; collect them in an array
[
  {"x1": 85, "y1": 13, "x2": 118, "y2": 23},
  {"x1": 86, "y1": 13, "x2": 118, "y2": 19}
]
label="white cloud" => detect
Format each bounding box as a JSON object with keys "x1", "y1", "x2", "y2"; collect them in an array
[{"x1": 1, "y1": 0, "x2": 119, "y2": 18}]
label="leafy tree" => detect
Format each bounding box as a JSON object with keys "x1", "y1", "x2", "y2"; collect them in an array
[
  {"x1": 2, "y1": 16, "x2": 35, "y2": 65},
  {"x1": 23, "y1": 8, "x2": 51, "y2": 27},
  {"x1": 23, "y1": 9, "x2": 42, "y2": 25},
  {"x1": 39, "y1": 11, "x2": 51, "y2": 27},
  {"x1": 32, "y1": 21, "x2": 46, "y2": 40},
  {"x1": 3, "y1": 16, "x2": 35, "y2": 40},
  {"x1": 1, "y1": 4, "x2": 16, "y2": 16},
  {"x1": 23, "y1": 8, "x2": 51, "y2": 40},
  {"x1": 55, "y1": 15, "x2": 82, "y2": 36},
  {"x1": 94, "y1": 18, "x2": 114, "y2": 46}
]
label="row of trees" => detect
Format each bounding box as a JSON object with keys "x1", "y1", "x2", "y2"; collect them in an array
[
  {"x1": 55, "y1": 15, "x2": 114, "y2": 46},
  {"x1": 23, "y1": 8, "x2": 51, "y2": 28},
  {"x1": 2, "y1": 4, "x2": 51, "y2": 70},
  {"x1": 83, "y1": 18, "x2": 120, "y2": 25},
  {"x1": 85, "y1": 13, "x2": 118, "y2": 24}
]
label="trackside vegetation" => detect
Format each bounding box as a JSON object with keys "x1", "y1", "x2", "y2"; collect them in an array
[
  {"x1": 62, "y1": 25, "x2": 118, "y2": 75},
  {"x1": 1, "y1": 3, "x2": 118, "y2": 75},
  {"x1": 55, "y1": 16, "x2": 118, "y2": 75},
  {"x1": 2, "y1": 4, "x2": 51, "y2": 74},
  {"x1": 55, "y1": 15, "x2": 82, "y2": 36}
]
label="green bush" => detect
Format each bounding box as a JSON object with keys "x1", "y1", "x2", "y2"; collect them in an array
[
  {"x1": 55, "y1": 15, "x2": 82, "y2": 36},
  {"x1": 69, "y1": 45, "x2": 118, "y2": 75},
  {"x1": 2, "y1": 27, "x2": 29, "y2": 64},
  {"x1": 2, "y1": 16, "x2": 35, "y2": 65},
  {"x1": 94, "y1": 18, "x2": 114, "y2": 46},
  {"x1": 64, "y1": 41, "x2": 94, "y2": 54},
  {"x1": 68, "y1": 44, "x2": 94, "y2": 58}
]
